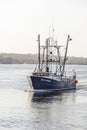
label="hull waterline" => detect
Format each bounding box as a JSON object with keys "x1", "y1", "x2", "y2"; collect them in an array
[{"x1": 29, "y1": 76, "x2": 76, "y2": 91}]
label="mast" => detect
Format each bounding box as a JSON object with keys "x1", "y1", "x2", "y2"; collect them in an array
[
  {"x1": 57, "y1": 45, "x2": 62, "y2": 74},
  {"x1": 37, "y1": 34, "x2": 40, "y2": 72},
  {"x1": 62, "y1": 35, "x2": 72, "y2": 74},
  {"x1": 46, "y1": 38, "x2": 49, "y2": 72}
]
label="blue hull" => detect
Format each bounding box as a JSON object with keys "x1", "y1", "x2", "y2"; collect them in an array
[{"x1": 30, "y1": 76, "x2": 76, "y2": 91}]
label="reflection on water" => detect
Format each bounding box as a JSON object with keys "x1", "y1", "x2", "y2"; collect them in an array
[
  {"x1": 28, "y1": 90, "x2": 76, "y2": 103},
  {"x1": 27, "y1": 89, "x2": 87, "y2": 130},
  {"x1": 0, "y1": 65, "x2": 87, "y2": 130}
]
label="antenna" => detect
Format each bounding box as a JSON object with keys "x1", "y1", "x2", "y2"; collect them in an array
[
  {"x1": 52, "y1": 17, "x2": 54, "y2": 39},
  {"x1": 49, "y1": 25, "x2": 51, "y2": 38}
]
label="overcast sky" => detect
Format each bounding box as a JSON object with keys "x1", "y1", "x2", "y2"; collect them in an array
[{"x1": 0, "y1": 0, "x2": 87, "y2": 57}]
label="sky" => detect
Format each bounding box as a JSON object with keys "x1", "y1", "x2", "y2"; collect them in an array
[{"x1": 0, "y1": 0, "x2": 87, "y2": 57}]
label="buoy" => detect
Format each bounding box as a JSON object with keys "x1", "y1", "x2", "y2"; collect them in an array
[{"x1": 75, "y1": 80, "x2": 78, "y2": 84}]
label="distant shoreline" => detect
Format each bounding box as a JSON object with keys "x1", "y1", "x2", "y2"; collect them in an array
[{"x1": 0, "y1": 53, "x2": 87, "y2": 65}]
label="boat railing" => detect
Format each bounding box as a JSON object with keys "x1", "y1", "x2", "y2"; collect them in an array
[
  {"x1": 33, "y1": 72, "x2": 49, "y2": 76},
  {"x1": 33, "y1": 72, "x2": 57, "y2": 76}
]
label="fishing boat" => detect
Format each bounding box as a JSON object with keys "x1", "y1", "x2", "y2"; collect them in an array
[{"x1": 27, "y1": 31, "x2": 78, "y2": 91}]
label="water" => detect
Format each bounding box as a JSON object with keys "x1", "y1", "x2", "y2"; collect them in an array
[{"x1": 0, "y1": 64, "x2": 87, "y2": 130}]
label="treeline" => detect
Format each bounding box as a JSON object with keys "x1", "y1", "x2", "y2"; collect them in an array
[
  {"x1": 0, "y1": 53, "x2": 38, "y2": 64},
  {"x1": 0, "y1": 53, "x2": 87, "y2": 65},
  {"x1": 67, "y1": 57, "x2": 87, "y2": 65}
]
